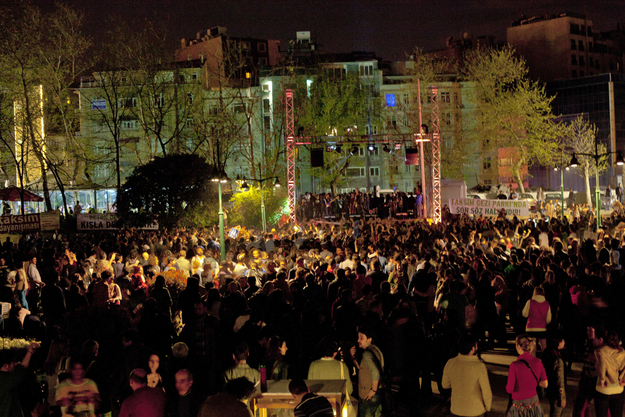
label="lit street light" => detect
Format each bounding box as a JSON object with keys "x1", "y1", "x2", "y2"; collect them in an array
[{"x1": 211, "y1": 167, "x2": 229, "y2": 261}]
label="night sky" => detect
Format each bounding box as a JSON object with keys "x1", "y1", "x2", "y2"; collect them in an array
[{"x1": 38, "y1": 0, "x2": 625, "y2": 60}]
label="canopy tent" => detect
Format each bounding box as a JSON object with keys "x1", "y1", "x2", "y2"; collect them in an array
[{"x1": 0, "y1": 186, "x2": 44, "y2": 202}]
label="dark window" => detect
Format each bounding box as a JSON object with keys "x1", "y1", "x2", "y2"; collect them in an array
[
  {"x1": 257, "y1": 42, "x2": 267, "y2": 52},
  {"x1": 572, "y1": 55, "x2": 577, "y2": 65},
  {"x1": 578, "y1": 40, "x2": 584, "y2": 51},
  {"x1": 571, "y1": 39, "x2": 577, "y2": 50},
  {"x1": 579, "y1": 56, "x2": 585, "y2": 66},
  {"x1": 263, "y1": 116, "x2": 271, "y2": 131},
  {"x1": 572, "y1": 70, "x2": 577, "y2": 78}
]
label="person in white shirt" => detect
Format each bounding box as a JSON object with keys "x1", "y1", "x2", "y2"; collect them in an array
[{"x1": 442, "y1": 334, "x2": 492, "y2": 416}]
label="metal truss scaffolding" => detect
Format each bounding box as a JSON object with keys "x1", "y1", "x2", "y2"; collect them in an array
[
  {"x1": 285, "y1": 89, "x2": 296, "y2": 223},
  {"x1": 430, "y1": 86, "x2": 442, "y2": 224}
]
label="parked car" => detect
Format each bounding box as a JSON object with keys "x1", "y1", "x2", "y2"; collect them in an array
[{"x1": 518, "y1": 193, "x2": 537, "y2": 211}]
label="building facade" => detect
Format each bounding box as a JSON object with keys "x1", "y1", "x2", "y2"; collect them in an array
[{"x1": 507, "y1": 12, "x2": 624, "y2": 82}]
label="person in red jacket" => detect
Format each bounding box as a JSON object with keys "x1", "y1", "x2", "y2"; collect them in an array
[{"x1": 506, "y1": 335, "x2": 548, "y2": 417}]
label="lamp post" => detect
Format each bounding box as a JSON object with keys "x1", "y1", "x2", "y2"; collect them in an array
[
  {"x1": 212, "y1": 167, "x2": 229, "y2": 261},
  {"x1": 570, "y1": 150, "x2": 624, "y2": 230},
  {"x1": 241, "y1": 163, "x2": 280, "y2": 232}
]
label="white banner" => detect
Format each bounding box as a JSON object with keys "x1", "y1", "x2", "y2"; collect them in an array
[
  {"x1": 449, "y1": 198, "x2": 530, "y2": 217},
  {"x1": 77, "y1": 213, "x2": 158, "y2": 230}
]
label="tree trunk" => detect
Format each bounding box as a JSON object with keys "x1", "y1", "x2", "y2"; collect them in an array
[
  {"x1": 511, "y1": 160, "x2": 525, "y2": 193},
  {"x1": 584, "y1": 165, "x2": 592, "y2": 207}
]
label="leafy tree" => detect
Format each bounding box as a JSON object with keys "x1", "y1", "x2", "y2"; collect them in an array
[
  {"x1": 229, "y1": 186, "x2": 287, "y2": 229},
  {"x1": 461, "y1": 46, "x2": 562, "y2": 192},
  {"x1": 297, "y1": 71, "x2": 372, "y2": 194},
  {"x1": 116, "y1": 154, "x2": 218, "y2": 228},
  {"x1": 564, "y1": 116, "x2": 607, "y2": 206}
]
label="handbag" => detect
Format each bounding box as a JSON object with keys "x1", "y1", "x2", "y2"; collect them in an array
[
  {"x1": 340, "y1": 359, "x2": 352, "y2": 407},
  {"x1": 519, "y1": 359, "x2": 545, "y2": 399}
]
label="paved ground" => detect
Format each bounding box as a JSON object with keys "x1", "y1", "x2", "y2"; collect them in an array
[{"x1": 395, "y1": 347, "x2": 588, "y2": 417}]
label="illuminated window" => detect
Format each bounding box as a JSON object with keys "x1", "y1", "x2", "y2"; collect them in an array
[{"x1": 386, "y1": 94, "x2": 396, "y2": 107}]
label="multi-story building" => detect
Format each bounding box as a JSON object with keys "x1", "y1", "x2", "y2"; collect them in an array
[
  {"x1": 380, "y1": 62, "x2": 483, "y2": 190},
  {"x1": 507, "y1": 12, "x2": 624, "y2": 82},
  {"x1": 176, "y1": 26, "x2": 281, "y2": 89},
  {"x1": 529, "y1": 73, "x2": 625, "y2": 191},
  {"x1": 507, "y1": 13, "x2": 625, "y2": 191}
]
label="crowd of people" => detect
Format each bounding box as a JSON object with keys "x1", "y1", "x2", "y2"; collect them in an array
[
  {"x1": 298, "y1": 189, "x2": 424, "y2": 221},
  {"x1": 1, "y1": 202, "x2": 625, "y2": 417}
]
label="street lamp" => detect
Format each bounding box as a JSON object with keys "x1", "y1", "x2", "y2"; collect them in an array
[
  {"x1": 569, "y1": 150, "x2": 624, "y2": 230},
  {"x1": 244, "y1": 163, "x2": 280, "y2": 232},
  {"x1": 211, "y1": 166, "x2": 229, "y2": 261}
]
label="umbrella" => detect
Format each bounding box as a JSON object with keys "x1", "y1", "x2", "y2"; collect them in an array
[{"x1": 0, "y1": 186, "x2": 44, "y2": 202}]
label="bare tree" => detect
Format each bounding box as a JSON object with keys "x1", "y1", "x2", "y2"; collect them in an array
[{"x1": 565, "y1": 116, "x2": 607, "y2": 206}]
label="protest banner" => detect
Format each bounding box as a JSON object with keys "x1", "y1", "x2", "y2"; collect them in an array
[
  {"x1": 77, "y1": 213, "x2": 158, "y2": 231},
  {"x1": 448, "y1": 198, "x2": 530, "y2": 217},
  {"x1": 0, "y1": 211, "x2": 60, "y2": 234}
]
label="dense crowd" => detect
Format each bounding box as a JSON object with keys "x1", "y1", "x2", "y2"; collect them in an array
[
  {"x1": 2, "y1": 204, "x2": 625, "y2": 417},
  {"x1": 298, "y1": 189, "x2": 424, "y2": 220}
]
